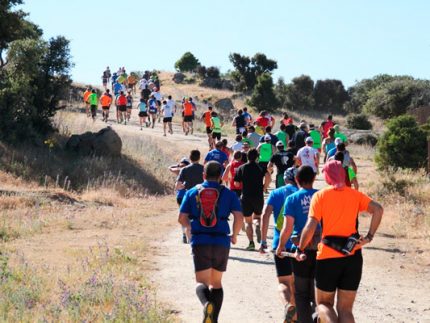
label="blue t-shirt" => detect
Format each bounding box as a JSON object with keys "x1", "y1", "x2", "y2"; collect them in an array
[
  {"x1": 205, "y1": 149, "x2": 228, "y2": 169},
  {"x1": 138, "y1": 102, "x2": 147, "y2": 112},
  {"x1": 266, "y1": 184, "x2": 298, "y2": 250},
  {"x1": 283, "y1": 188, "x2": 318, "y2": 244},
  {"x1": 180, "y1": 181, "x2": 242, "y2": 248},
  {"x1": 113, "y1": 82, "x2": 122, "y2": 95},
  {"x1": 176, "y1": 189, "x2": 186, "y2": 199},
  {"x1": 327, "y1": 147, "x2": 337, "y2": 158},
  {"x1": 325, "y1": 142, "x2": 336, "y2": 154}
]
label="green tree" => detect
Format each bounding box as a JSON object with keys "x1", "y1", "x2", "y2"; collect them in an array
[
  {"x1": 229, "y1": 52, "x2": 277, "y2": 92},
  {"x1": 174, "y1": 52, "x2": 200, "y2": 72},
  {"x1": 313, "y1": 79, "x2": 349, "y2": 113},
  {"x1": 376, "y1": 115, "x2": 427, "y2": 170},
  {"x1": 284, "y1": 75, "x2": 314, "y2": 110},
  {"x1": 346, "y1": 114, "x2": 373, "y2": 130},
  {"x1": 248, "y1": 73, "x2": 279, "y2": 112}
]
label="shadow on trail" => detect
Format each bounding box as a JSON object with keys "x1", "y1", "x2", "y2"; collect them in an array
[
  {"x1": 365, "y1": 246, "x2": 405, "y2": 254},
  {"x1": 228, "y1": 255, "x2": 274, "y2": 266}
]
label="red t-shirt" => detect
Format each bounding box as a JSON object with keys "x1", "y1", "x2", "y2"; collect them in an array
[
  {"x1": 322, "y1": 120, "x2": 334, "y2": 138},
  {"x1": 255, "y1": 116, "x2": 269, "y2": 128},
  {"x1": 229, "y1": 160, "x2": 244, "y2": 190}
]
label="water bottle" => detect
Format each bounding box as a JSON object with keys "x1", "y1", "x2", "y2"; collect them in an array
[{"x1": 341, "y1": 234, "x2": 360, "y2": 255}]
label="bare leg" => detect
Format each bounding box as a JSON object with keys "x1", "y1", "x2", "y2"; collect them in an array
[
  {"x1": 244, "y1": 216, "x2": 253, "y2": 242},
  {"x1": 336, "y1": 289, "x2": 357, "y2": 323},
  {"x1": 316, "y1": 288, "x2": 337, "y2": 323}
]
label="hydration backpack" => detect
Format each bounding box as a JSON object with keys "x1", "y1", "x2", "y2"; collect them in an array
[{"x1": 196, "y1": 185, "x2": 225, "y2": 228}]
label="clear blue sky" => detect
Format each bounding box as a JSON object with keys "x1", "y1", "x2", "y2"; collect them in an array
[{"x1": 21, "y1": 0, "x2": 430, "y2": 87}]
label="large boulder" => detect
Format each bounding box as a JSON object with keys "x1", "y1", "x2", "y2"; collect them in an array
[
  {"x1": 349, "y1": 132, "x2": 378, "y2": 146},
  {"x1": 172, "y1": 72, "x2": 185, "y2": 84},
  {"x1": 214, "y1": 98, "x2": 235, "y2": 112},
  {"x1": 65, "y1": 127, "x2": 122, "y2": 156}
]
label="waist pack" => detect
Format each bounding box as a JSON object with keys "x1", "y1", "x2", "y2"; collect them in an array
[
  {"x1": 322, "y1": 233, "x2": 360, "y2": 255},
  {"x1": 196, "y1": 185, "x2": 225, "y2": 228}
]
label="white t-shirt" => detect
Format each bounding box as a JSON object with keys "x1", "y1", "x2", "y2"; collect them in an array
[
  {"x1": 166, "y1": 99, "x2": 176, "y2": 112},
  {"x1": 297, "y1": 146, "x2": 319, "y2": 172},
  {"x1": 152, "y1": 91, "x2": 162, "y2": 101},
  {"x1": 231, "y1": 141, "x2": 243, "y2": 152},
  {"x1": 139, "y1": 78, "x2": 148, "y2": 89},
  {"x1": 162, "y1": 104, "x2": 173, "y2": 118}
]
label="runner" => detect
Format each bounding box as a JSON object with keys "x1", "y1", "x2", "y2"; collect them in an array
[
  {"x1": 243, "y1": 107, "x2": 253, "y2": 126},
  {"x1": 260, "y1": 167, "x2": 299, "y2": 323},
  {"x1": 148, "y1": 94, "x2": 158, "y2": 128},
  {"x1": 178, "y1": 161, "x2": 243, "y2": 323},
  {"x1": 321, "y1": 128, "x2": 336, "y2": 162},
  {"x1": 333, "y1": 124, "x2": 348, "y2": 144},
  {"x1": 127, "y1": 73, "x2": 137, "y2": 94},
  {"x1": 169, "y1": 156, "x2": 190, "y2": 208},
  {"x1": 240, "y1": 130, "x2": 253, "y2": 148},
  {"x1": 161, "y1": 100, "x2": 174, "y2": 136},
  {"x1": 268, "y1": 141, "x2": 295, "y2": 188},
  {"x1": 101, "y1": 67, "x2": 111, "y2": 90},
  {"x1": 309, "y1": 124, "x2": 322, "y2": 153},
  {"x1": 166, "y1": 95, "x2": 177, "y2": 115},
  {"x1": 276, "y1": 165, "x2": 320, "y2": 323},
  {"x1": 222, "y1": 151, "x2": 244, "y2": 197},
  {"x1": 231, "y1": 109, "x2": 247, "y2": 134},
  {"x1": 296, "y1": 137, "x2": 320, "y2": 174},
  {"x1": 111, "y1": 72, "x2": 118, "y2": 89},
  {"x1": 137, "y1": 98, "x2": 149, "y2": 129},
  {"x1": 151, "y1": 87, "x2": 163, "y2": 122},
  {"x1": 281, "y1": 113, "x2": 293, "y2": 126},
  {"x1": 321, "y1": 115, "x2": 334, "y2": 139},
  {"x1": 230, "y1": 135, "x2": 243, "y2": 152},
  {"x1": 201, "y1": 106, "x2": 214, "y2": 149},
  {"x1": 83, "y1": 87, "x2": 92, "y2": 117},
  {"x1": 221, "y1": 139, "x2": 231, "y2": 161},
  {"x1": 292, "y1": 123, "x2": 309, "y2": 150},
  {"x1": 126, "y1": 91, "x2": 133, "y2": 122},
  {"x1": 116, "y1": 91, "x2": 127, "y2": 124},
  {"x1": 334, "y1": 151, "x2": 359, "y2": 190},
  {"x1": 139, "y1": 77, "x2": 148, "y2": 95},
  {"x1": 176, "y1": 150, "x2": 204, "y2": 243},
  {"x1": 189, "y1": 97, "x2": 197, "y2": 132},
  {"x1": 294, "y1": 160, "x2": 383, "y2": 323},
  {"x1": 234, "y1": 148, "x2": 271, "y2": 250},
  {"x1": 205, "y1": 141, "x2": 229, "y2": 171},
  {"x1": 257, "y1": 134, "x2": 275, "y2": 174},
  {"x1": 210, "y1": 111, "x2": 223, "y2": 144},
  {"x1": 100, "y1": 89, "x2": 113, "y2": 122},
  {"x1": 285, "y1": 118, "x2": 298, "y2": 141},
  {"x1": 183, "y1": 98, "x2": 195, "y2": 135},
  {"x1": 240, "y1": 142, "x2": 251, "y2": 163},
  {"x1": 254, "y1": 111, "x2": 270, "y2": 135},
  {"x1": 88, "y1": 89, "x2": 98, "y2": 121},
  {"x1": 259, "y1": 126, "x2": 279, "y2": 146},
  {"x1": 275, "y1": 124, "x2": 289, "y2": 147},
  {"x1": 247, "y1": 126, "x2": 261, "y2": 148}
]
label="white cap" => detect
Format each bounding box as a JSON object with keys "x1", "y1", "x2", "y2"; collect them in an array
[
  {"x1": 305, "y1": 137, "x2": 314, "y2": 143},
  {"x1": 335, "y1": 138, "x2": 343, "y2": 146},
  {"x1": 264, "y1": 134, "x2": 271, "y2": 141}
]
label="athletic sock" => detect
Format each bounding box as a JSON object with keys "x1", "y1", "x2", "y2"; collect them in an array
[
  {"x1": 210, "y1": 288, "x2": 223, "y2": 322},
  {"x1": 195, "y1": 283, "x2": 211, "y2": 306}
]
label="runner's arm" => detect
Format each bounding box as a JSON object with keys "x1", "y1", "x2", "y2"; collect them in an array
[
  {"x1": 351, "y1": 177, "x2": 359, "y2": 190},
  {"x1": 259, "y1": 204, "x2": 273, "y2": 253},
  {"x1": 267, "y1": 161, "x2": 274, "y2": 174},
  {"x1": 360, "y1": 200, "x2": 383, "y2": 245},
  {"x1": 222, "y1": 164, "x2": 231, "y2": 184},
  {"x1": 297, "y1": 217, "x2": 319, "y2": 251},
  {"x1": 276, "y1": 216, "x2": 294, "y2": 257},
  {"x1": 230, "y1": 211, "x2": 244, "y2": 245},
  {"x1": 263, "y1": 171, "x2": 271, "y2": 191},
  {"x1": 350, "y1": 157, "x2": 358, "y2": 174},
  {"x1": 178, "y1": 212, "x2": 191, "y2": 241}
]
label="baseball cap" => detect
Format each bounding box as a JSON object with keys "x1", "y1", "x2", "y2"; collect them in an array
[
  {"x1": 284, "y1": 167, "x2": 298, "y2": 183},
  {"x1": 276, "y1": 141, "x2": 284, "y2": 147},
  {"x1": 305, "y1": 137, "x2": 314, "y2": 143},
  {"x1": 180, "y1": 157, "x2": 190, "y2": 165},
  {"x1": 335, "y1": 138, "x2": 343, "y2": 146},
  {"x1": 264, "y1": 134, "x2": 271, "y2": 141},
  {"x1": 309, "y1": 124, "x2": 315, "y2": 130}
]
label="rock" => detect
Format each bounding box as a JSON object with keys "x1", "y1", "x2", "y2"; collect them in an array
[
  {"x1": 200, "y1": 77, "x2": 222, "y2": 89},
  {"x1": 221, "y1": 79, "x2": 234, "y2": 91},
  {"x1": 65, "y1": 127, "x2": 122, "y2": 156},
  {"x1": 214, "y1": 98, "x2": 235, "y2": 112},
  {"x1": 349, "y1": 132, "x2": 378, "y2": 146},
  {"x1": 172, "y1": 72, "x2": 185, "y2": 84}
]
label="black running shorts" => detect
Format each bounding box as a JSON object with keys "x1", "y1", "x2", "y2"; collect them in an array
[
  {"x1": 316, "y1": 250, "x2": 363, "y2": 292},
  {"x1": 102, "y1": 106, "x2": 110, "y2": 111},
  {"x1": 206, "y1": 127, "x2": 212, "y2": 134},
  {"x1": 274, "y1": 253, "x2": 292, "y2": 277},
  {"x1": 291, "y1": 250, "x2": 317, "y2": 278},
  {"x1": 184, "y1": 115, "x2": 193, "y2": 122},
  {"x1": 192, "y1": 244, "x2": 230, "y2": 272},
  {"x1": 212, "y1": 132, "x2": 221, "y2": 140},
  {"x1": 163, "y1": 117, "x2": 172, "y2": 123},
  {"x1": 241, "y1": 196, "x2": 264, "y2": 217},
  {"x1": 138, "y1": 111, "x2": 148, "y2": 117},
  {"x1": 118, "y1": 105, "x2": 126, "y2": 112}
]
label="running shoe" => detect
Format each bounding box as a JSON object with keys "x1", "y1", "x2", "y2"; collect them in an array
[
  {"x1": 283, "y1": 304, "x2": 296, "y2": 323},
  {"x1": 182, "y1": 233, "x2": 187, "y2": 244},
  {"x1": 203, "y1": 301, "x2": 215, "y2": 323},
  {"x1": 256, "y1": 224, "x2": 261, "y2": 243},
  {"x1": 246, "y1": 241, "x2": 255, "y2": 251}
]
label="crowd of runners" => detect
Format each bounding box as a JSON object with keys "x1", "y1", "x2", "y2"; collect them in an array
[{"x1": 173, "y1": 112, "x2": 384, "y2": 323}]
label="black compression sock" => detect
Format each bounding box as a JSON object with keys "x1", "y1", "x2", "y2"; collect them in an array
[
  {"x1": 210, "y1": 288, "x2": 224, "y2": 322},
  {"x1": 195, "y1": 283, "x2": 211, "y2": 306}
]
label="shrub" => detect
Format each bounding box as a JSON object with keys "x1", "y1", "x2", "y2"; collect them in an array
[
  {"x1": 346, "y1": 113, "x2": 373, "y2": 130},
  {"x1": 376, "y1": 115, "x2": 427, "y2": 169},
  {"x1": 174, "y1": 52, "x2": 200, "y2": 72},
  {"x1": 247, "y1": 73, "x2": 279, "y2": 112}
]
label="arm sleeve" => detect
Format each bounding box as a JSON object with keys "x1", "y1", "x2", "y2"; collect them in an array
[
  {"x1": 204, "y1": 152, "x2": 211, "y2": 162},
  {"x1": 309, "y1": 192, "x2": 322, "y2": 221},
  {"x1": 283, "y1": 195, "x2": 295, "y2": 218},
  {"x1": 266, "y1": 191, "x2": 275, "y2": 206},
  {"x1": 358, "y1": 191, "x2": 372, "y2": 212}
]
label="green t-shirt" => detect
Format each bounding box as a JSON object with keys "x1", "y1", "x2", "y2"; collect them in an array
[
  {"x1": 211, "y1": 117, "x2": 222, "y2": 133},
  {"x1": 275, "y1": 130, "x2": 288, "y2": 147},
  {"x1": 334, "y1": 131, "x2": 348, "y2": 143},
  {"x1": 242, "y1": 137, "x2": 253, "y2": 147},
  {"x1": 309, "y1": 129, "x2": 322, "y2": 149},
  {"x1": 88, "y1": 93, "x2": 98, "y2": 105},
  {"x1": 259, "y1": 143, "x2": 272, "y2": 162},
  {"x1": 348, "y1": 167, "x2": 356, "y2": 180}
]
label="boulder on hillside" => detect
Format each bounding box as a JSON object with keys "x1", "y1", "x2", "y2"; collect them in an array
[
  {"x1": 214, "y1": 98, "x2": 235, "y2": 112},
  {"x1": 66, "y1": 127, "x2": 122, "y2": 156},
  {"x1": 200, "y1": 77, "x2": 222, "y2": 89},
  {"x1": 221, "y1": 79, "x2": 234, "y2": 91},
  {"x1": 172, "y1": 72, "x2": 186, "y2": 84},
  {"x1": 349, "y1": 132, "x2": 378, "y2": 146}
]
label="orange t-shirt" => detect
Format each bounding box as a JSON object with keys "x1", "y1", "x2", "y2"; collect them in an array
[
  {"x1": 83, "y1": 90, "x2": 91, "y2": 103},
  {"x1": 183, "y1": 102, "x2": 194, "y2": 116},
  {"x1": 100, "y1": 94, "x2": 112, "y2": 107},
  {"x1": 309, "y1": 186, "x2": 371, "y2": 260},
  {"x1": 203, "y1": 111, "x2": 212, "y2": 127}
]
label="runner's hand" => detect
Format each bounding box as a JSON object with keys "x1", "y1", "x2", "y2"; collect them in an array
[
  {"x1": 357, "y1": 235, "x2": 371, "y2": 246},
  {"x1": 230, "y1": 235, "x2": 237, "y2": 245},
  {"x1": 295, "y1": 250, "x2": 307, "y2": 262},
  {"x1": 275, "y1": 246, "x2": 285, "y2": 258}
]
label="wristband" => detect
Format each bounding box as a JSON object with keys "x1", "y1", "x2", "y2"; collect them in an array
[
  {"x1": 296, "y1": 247, "x2": 304, "y2": 253},
  {"x1": 366, "y1": 233, "x2": 374, "y2": 242},
  {"x1": 261, "y1": 240, "x2": 267, "y2": 246}
]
